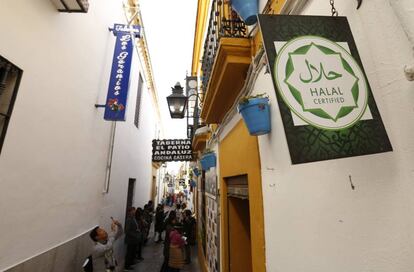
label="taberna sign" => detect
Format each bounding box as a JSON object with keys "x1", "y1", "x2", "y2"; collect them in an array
[
  {"x1": 104, "y1": 24, "x2": 141, "y2": 121},
  {"x1": 258, "y1": 15, "x2": 392, "y2": 164},
  {"x1": 152, "y1": 139, "x2": 194, "y2": 162}
]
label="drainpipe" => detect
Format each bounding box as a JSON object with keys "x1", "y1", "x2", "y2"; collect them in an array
[
  {"x1": 103, "y1": 121, "x2": 117, "y2": 193},
  {"x1": 388, "y1": 0, "x2": 414, "y2": 81}
]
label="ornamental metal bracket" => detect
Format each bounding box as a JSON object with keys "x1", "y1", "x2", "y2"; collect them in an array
[{"x1": 357, "y1": 0, "x2": 362, "y2": 9}]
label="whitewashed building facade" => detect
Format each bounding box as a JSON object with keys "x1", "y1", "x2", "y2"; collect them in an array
[{"x1": 0, "y1": 0, "x2": 162, "y2": 271}]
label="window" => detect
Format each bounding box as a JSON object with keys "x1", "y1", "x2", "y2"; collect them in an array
[
  {"x1": 134, "y1": 73, "x2": 143, "y2": 128},
  {"x1": 0, "y1": 56, "x2": 22, "y2": 155}
]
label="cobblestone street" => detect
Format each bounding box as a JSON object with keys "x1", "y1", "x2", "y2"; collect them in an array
[{"x1": 131, "y1": 238, "x2": 201, "y2": 272}]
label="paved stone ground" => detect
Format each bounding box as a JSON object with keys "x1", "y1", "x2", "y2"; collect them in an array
[{"x1": 130, "y1": 239, "x2": 201, "y2": 272}]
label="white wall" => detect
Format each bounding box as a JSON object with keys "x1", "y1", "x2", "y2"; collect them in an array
[
  {"x1": 0, "y1": 0, "x2": 159, "y2": 270},
  {"x1": 255, "y1": 0, "x2": 414, "y2": 271}
]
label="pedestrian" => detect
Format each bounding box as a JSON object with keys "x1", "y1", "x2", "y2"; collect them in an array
[
  {"x1": 172, "y1": 194, "x2": 176, "y2": 206},
  {"x1": 147, "y1": 200, "x2": 154, "y2": 212},
  {"x1": 89, "y1": 218, "x2": 123, "y2": 272},
  {"x1": 124, "y1": 207, "x2": 141, "y2": 271},
  {"x1": 182, "y1": 210, "x2": 196, "y2": 263},
  {"x1": 167, "y1": 228, "x2": 186, "y2": 272},
  {"x1": 160, "y1": 211, "x2": 178, "y2": 272},
  {"x1": 142, "y1": 205, "x2": 151, "y2": 244},
  {"x1": 134, "y1": 208, "x2": 146, "y2": 262},
  {"x1": 155, "y1": 204, "x2": 165, "y2": 243},
  {"x1": 175, "y1": 204, "x2": 183, "y2": 223}
]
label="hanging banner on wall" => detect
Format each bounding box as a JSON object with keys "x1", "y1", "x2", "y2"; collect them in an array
[
  {"x1": 258, "y1": 15, "x2": 392, "y2": 164},
  {"x1": 104, "y1": 24, "x2": 140, "y2": 121},
  {"x1": 152, "y1": 139, "x2": 194, "y2": 162}
]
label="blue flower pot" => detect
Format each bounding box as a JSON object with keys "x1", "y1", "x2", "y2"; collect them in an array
[
  {"x1": 231, "y1": 0, "x2": 258, "y2": 25},
  {"x1": 200, "y1": 153, "x2": 216, "y2": 171},
  {"x1": 238, "y1": 97, "x2": 271, "y2": 136}
]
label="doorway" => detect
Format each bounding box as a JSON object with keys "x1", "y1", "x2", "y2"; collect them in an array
[
  {"x1": 226, "y1": 175, "x2": 252, "y2": 272},
  {"x1": 219, "y1": 120, "x2": 265, "y2": 272},
  {"x1": 125, "y1": 178, "x2": 136, "y2": 223}
]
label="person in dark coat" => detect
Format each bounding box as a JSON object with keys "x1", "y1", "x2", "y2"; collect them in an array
[
  {"x1": 155, "y1": 204, "x2": 165, "y2": 243},
  {"x1": 182, "y1": 210, "x2": 196, "y2": 263},
  {"x1": 124, "y1": 207, "x2": 141, "y2": 270},
  {"x1": 135, "y1": 208, "x2": 146, "y2": 261}
]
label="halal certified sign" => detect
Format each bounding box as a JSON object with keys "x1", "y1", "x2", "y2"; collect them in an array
[{"x1": 275, "y1": 36, "x2": 368, "y2": 130}]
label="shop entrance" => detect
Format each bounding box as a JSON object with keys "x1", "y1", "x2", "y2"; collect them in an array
[
  {"x1": 219, "y1": 120, "x2": 265, "y2": 272},
  {"x1": 226, "y1": 175, "x2": 252, "y2": 272},
  {"x1": 228, "y1": 196, "x2": 251, "y2": 271}
]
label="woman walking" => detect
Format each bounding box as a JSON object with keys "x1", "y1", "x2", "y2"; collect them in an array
[
  {"x1": 155, "y1": 204, "x2": 165, "y2": 243},
  {"x1": 160, "y1": 211, "x2": 178, "y2": 272},
  {"x1": 167, "y1": 228, "x2": 186, "y2": 272}
]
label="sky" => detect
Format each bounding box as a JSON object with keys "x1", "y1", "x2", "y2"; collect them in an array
[{"x1": 139, "y1": 0, "x2": 198, "y2": 140}]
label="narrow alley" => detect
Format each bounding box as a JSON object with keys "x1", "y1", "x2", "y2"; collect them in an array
[
  {"x1": 132, "y1": 236, "x2": 200, "y2": 272},
  {"x1": 1, "y1": 0, "x2": 414, "y2": 272}
]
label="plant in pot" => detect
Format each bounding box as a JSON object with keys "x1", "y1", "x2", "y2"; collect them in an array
[
  {"x1": 192, "y1": 167, "x2": 200, "y2": 177},
  {"x1": 238, "y1": 93, "x2": 271, "y2": 136},
  {"x1": 230, "y1": 0, "x2": 258, "y2": 26},
  {"x1": 200, "y1": 149, "x2": 216, "y2": 171}
]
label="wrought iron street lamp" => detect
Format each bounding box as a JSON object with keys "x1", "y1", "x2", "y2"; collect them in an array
[
  {"x1": 167, "y1": 78, "x2": 204, "y2": 139},
  {"x1": 167, "y1": 82, "x2": 188, "y2": 119}
]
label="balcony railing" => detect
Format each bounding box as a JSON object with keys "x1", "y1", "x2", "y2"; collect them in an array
[{"x1": 200, "y1": 0, "x2": 248, "y2": 96}]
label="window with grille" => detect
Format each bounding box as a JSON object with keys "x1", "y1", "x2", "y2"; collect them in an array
[
  {"x1": 0, "y1": 56, "x2": 22, "y2": 155},
  {"x1": 134, "y1": 73, "x2": 143, "y2": 128}
]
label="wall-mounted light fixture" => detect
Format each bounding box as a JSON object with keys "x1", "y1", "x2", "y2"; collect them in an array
[
  {"x1": 50, "y1": 0, "x2": 89, "y2": 13},
  {"x1": 167, "y1": 82, "x2": 188, "y2": 119},
  {"x1": 166, "y1": 78, "x2": 204, "y2": 139}
]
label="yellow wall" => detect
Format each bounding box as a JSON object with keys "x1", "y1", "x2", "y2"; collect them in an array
[
  {"x1": 191, "y1": 0, "x2": 211, "y2": 75},
  {"x1": 228, "y1": 197, "x2": 252, "y2": 271},
  {"x1": 219, "y1": 120, "x2": 266, "y2": 272}
]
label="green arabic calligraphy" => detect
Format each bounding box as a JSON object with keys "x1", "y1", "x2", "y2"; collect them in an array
[{"x1": 300, "y1": 59, "x2": 342, "y2": 83}]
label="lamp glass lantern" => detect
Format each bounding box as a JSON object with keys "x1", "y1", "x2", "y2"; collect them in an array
[{"x1": 167, "y1": 82, "x2": 188, "y2": 119}]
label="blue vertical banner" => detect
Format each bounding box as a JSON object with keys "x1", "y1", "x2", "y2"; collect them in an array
[{"x1": 104, "y1": 24, "x2": 141, "y2": 121}]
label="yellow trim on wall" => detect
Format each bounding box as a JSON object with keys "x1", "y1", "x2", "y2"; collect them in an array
[
  {"x1": 200, "y1": 38, "x2": 251, "y2": 123},
  {"x1": 271, "y1": 0, "x2": 287, "y2": 13},
  {"x1": 219, "y1": 120, "x2": 266, "y2": 272},
  {"x1": 192, "y1": 0, "x2": 211, "y2": 76}
]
